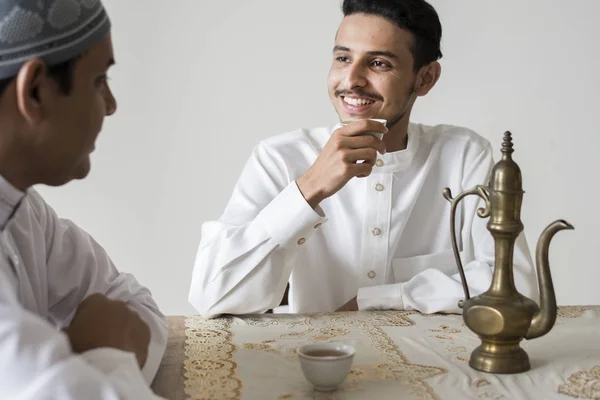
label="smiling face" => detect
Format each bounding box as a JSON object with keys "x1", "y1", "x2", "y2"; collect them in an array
[
  {"x1": 328, "y1": 14, "x2": 418, "y2": 128},
  {"x1": 328, "y1": 13, "x2": 441, "y2": 134}
]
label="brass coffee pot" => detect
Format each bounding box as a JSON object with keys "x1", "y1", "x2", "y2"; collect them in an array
[{"x1": 442, "y1": 132, "x2": 573, "y2": 374}]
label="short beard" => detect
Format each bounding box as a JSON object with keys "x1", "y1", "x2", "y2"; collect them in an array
[{"x1": 385, "y1": 82, "x2": 416, "y2": 130}]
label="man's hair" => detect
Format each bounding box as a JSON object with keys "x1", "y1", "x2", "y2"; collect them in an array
[
  {"x1": 0, "y1": 57, "x2": 78, "y2": 99},
  {"x1": 342, "y1": 0, "x2": 443, "y2": 71}
]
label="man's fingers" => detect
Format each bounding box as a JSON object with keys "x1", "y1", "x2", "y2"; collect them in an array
[
  {"x1": 335, "y1": 119, "x2": 387, "y2": 138},
  {"x1": 350, "y1": 162, "x2": 374, "y2": 178},
  {"x1": 344, "y1": 148, "x2": 378, "y2": 165},
  {"x1": 343, "y1": 135, "x2": 386, "y2": 154}
]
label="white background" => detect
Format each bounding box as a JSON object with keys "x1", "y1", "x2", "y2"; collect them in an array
[{"x1": 38, "y1": 0, "x2": 600, "y2": 315}]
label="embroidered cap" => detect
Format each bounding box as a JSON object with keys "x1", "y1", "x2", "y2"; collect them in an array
[{"x1": 0, "y1": 0, "x2": 110, "y2": 80}]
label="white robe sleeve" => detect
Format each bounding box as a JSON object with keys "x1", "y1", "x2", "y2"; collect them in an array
[
  {"x1": 357, "y1": 145, "x2": 539, "y2": 314},
  {"x1": 28, "y1": 191, "x2": 167, "y2": 383},
  {"x1": 0, "y1": 262, "x2": 165, "y2": 400},
  {"x1": 189, "y1": 142, "x2": 326, "y2": 317}
]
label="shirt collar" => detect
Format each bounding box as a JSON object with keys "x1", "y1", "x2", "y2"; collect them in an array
[
  {"x1": 377, "y1": 122, "x2": 419, "y2": 172},
  {"x1": 0, "y1": 174, "x2": 25, "y2": 231}
]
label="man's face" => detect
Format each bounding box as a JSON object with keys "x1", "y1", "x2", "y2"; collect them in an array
[
  {"x1": 39, "y1": 34, "x2": 117, "y2": 185},
  {"x1": 328, "y1": 14, "x2": 417, "y2": 127}
]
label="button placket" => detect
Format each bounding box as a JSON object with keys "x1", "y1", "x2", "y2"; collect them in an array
[{"x1": 358, "y1": 173, "x2": 393, "y2": 286}]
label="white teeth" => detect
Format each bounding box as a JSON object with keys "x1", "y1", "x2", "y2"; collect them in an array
[{"x1": 343, "y1": 97, "x2": 375, "y2": 106}]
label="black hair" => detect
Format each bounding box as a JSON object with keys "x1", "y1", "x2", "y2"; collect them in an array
[{"x1": 342, "y1": 0, "x2": 443, "y2": 70}]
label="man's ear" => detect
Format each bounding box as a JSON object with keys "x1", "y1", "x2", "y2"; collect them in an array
[
  {"x1": 414, "y1": 61, "x2": 442, "y2": 97},
  {"x1": 15, "y1": 59, "x2": 50, "y2": 126}
]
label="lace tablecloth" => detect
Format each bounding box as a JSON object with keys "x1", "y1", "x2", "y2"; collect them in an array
[{"x1": 154, "y1": 307, "x2": 600, "y2": 400}]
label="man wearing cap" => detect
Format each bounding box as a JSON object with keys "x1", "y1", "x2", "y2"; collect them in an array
[
  {"x1": 189, "y1": 0, "x2": 538, "y2": 317},
  {"x1": 0, "y1": 0, "x2": 167, "y2": 398}
]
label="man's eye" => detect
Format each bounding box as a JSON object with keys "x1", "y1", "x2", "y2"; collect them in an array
[
  {"x1": 371, "y1": 60, "x2": 389, "y2": 68},
  {"x1": 336, "y1": 56, "x2": 350, "y2": 63}
]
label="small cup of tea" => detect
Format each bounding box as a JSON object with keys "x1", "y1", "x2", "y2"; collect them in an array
[
  {"x1": 296, "y1": 343, "x2": 356, "y2": 391},
  {"x1": 340, "y1": 118, "x2": 387, "y2": 140}
]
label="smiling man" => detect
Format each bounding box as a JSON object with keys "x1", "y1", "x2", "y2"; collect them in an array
[{"x1": 189, "y1": 0, "x2": 538, "y2": 317}]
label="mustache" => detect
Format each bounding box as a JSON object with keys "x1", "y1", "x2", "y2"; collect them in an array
[{"x1": 335, "y1": 89, "x2": 383, "y2": 102}]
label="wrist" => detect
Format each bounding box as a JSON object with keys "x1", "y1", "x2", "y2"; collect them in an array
[{"x1": 296, "y1": 174, "x2": 325, "y2": 209}]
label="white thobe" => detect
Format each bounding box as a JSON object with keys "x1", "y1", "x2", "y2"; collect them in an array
[
  {"x1": 0, "y1": 176, "x2": 167, "y2": 399},
  {"x1": 189, "y1": 122, "x2": 539, "y2": 318}
]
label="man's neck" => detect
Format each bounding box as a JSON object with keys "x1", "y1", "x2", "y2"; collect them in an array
[
  {"x1": 0, "y1": 142, "x2": 33, "y2": 192},
  {"x1": 0, "y1": 113, "x2": 35, "y2": 191},
  {"x1": 383, "y1": 117, "x2": 410, "y2": 153}
]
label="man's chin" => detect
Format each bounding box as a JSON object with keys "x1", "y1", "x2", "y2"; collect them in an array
[
  {"x1": 54, "y1": 160, "x2": 91, "y2": 186},
  {"x1": 37, "y1": 158, "x2": 91, "y2": 187},
  {"x1": 70, "y1": 158, "x2": 92, "y2": 181}
]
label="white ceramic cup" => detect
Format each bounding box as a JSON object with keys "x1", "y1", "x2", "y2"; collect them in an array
[
  {"x1": 339, "y1": 118, "x2": 387, "y2": 140},
  {"x1": 296, "y1": 343, "x2": 356, "y2": 391}
]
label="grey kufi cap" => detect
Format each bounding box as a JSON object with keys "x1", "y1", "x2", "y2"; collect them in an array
[{"x1": 0, "y1": 0, "x2": 110, "y2": 80}]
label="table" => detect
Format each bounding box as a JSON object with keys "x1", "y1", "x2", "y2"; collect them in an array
[
  {"x1": 152, "y1": 307, "x2": 600, "y2": 399},
  {"x1": 151, "y1": 317, "x2": 187, "y2": 400}
]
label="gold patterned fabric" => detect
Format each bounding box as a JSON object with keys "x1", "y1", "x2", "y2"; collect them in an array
[{"x1": 180, "y1": 307, "x2": 600, "y2": 400}]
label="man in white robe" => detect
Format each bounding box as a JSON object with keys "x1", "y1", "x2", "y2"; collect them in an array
[
  {"x1": 189, "y1": 0, "x2": 539, "y2": 317},
  {"x1": 0, "y1": 1, "x2": 167, "y2": 398}
]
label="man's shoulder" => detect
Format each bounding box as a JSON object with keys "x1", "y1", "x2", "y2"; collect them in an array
[
  {"x1": 415, "y1": 122, "x2": 492, "y2": 154},
  {"x1": 23, "y1": 189, "x2": 49, "y2": 220},
  {"x1": 16, "y1": 189, "x2": 62, "y2": 233}
]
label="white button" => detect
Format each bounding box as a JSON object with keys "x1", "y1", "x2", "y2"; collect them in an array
[
  {"x1": 374, "y1": 183, "x2": 385, "y2": 192},
  {"x1": 375, "y1": 159, "x2": 384, "y2": 167},
  {"x1": 10, "y1": 254, "x2": 19, "y2": 266},
  {"x1": 314, "y1": 223, "x2": 322, "y2": 229},
  {"x1": 368, "y1": 270, "x2": 376, "y2": 279},
  {"x1": 297, "y1": 238, "x2": 306, "y2": 245},
  {"x1": 372, "y1": 227, "x2": 381, "y2": 236}
]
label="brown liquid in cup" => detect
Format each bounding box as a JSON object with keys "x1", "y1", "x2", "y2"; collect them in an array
[{"x1": 304, "y1": 350, "x2": 347, "y2": 357}]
